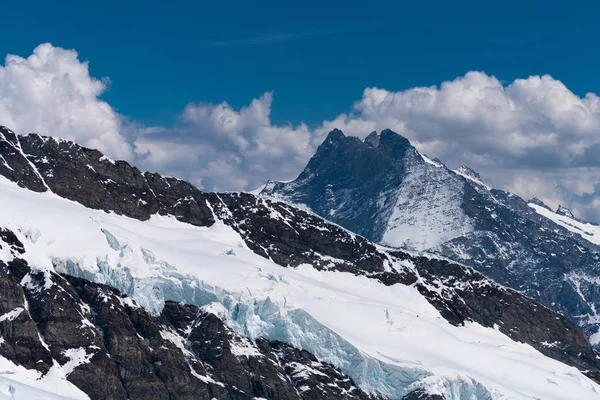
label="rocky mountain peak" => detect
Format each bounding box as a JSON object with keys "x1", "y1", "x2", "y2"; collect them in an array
[
  {"x1": 378, "y1": 128, "x2": 412, "y2": 150},
  {"x1": 0, "y1": 125, "x2": 19, "y2": 146},
  {"x1": 455, "y1": 165, "x2": 481, "y2": 181},
  {"x1": 325, "y1": 128, "x2": 346, "y2": 142},
  {"x1": 264, "y1": 128, "x2": 418, "y2": 240},
  {"x1": 529, "y1": 197, "x2": 553, "y2": 211},
  {"x1": 557, "y1": 204, "x2": 576, "y2": 219},
  {"x1": 364, "y1": 131, "x2": 380, "y2": 147}
]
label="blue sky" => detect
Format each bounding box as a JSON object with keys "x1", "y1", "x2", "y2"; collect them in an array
[
  {"x1": 2, "y1": 0, "x2": 599, "y2": 127},
  {"x1": 2, "y1": 0, "x2": 600, "y2": 221}
]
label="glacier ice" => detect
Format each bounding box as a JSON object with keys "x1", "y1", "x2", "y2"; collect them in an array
[{"x1": 51, "y1": 229, "x2": 501, "y2": 399}]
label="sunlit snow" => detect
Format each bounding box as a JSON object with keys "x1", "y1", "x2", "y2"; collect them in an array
[
  {"x1": 0, "y1": 176, "x2": 599, "y2": 399},
  {"x1": 529, "y1": 203, "x2": 600, "y2": 246}
]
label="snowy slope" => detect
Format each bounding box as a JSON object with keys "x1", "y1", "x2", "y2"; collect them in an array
[
  {"x1": 0, "y1": 356, "x2": 88, "y2": 400},
  {"x1": 381, "y1": 149, "x2": 473, "y2": 250},
  {"x1": 528, "y1": 202, "x2": 600, "y2": 346},
  {"x1": 529, "y1": 203, "x2": 600, "y2": 246},
  {"x1": 1, "y1": 176, "x2": 599, "y2": 399}
]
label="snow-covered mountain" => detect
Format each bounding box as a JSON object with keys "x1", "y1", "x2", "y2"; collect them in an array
[
  {"x1": 1, "y1": 125, "x2": 600, "y2": 399},
  {"x1": 262, "y1": 128, "x2": 600, "y2": 348}
]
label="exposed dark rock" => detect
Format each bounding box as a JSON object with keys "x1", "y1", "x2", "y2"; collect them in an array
[
  {"x1": 210, "y1": 192, "x2": 388, "y2": 274},
  {"x1": 0, "y1": 259, "x2": 53, "y2": 373},
  {"x1": 7, "y1": 132, "x2": 215, "y2": 227},
  {"x1": 0, "y1": 227, "x2": 25, "y2": 256},
  {"x1": 529, "y1": 197, "x2": 552, "y2": 211},
  {"x1": 0, "y1": 126, "x2": 47, "y2": 192},
  {"x1": 262, "y1": 340, "x2": 372, "y2": 399},
  {"x1": 556, "y1": 204, "x2": 577, "y2": 220},
  {"x1": 364, "y1": 131, "x2": 380, "y2": 148},
  {"x1": 402, "y1": 389, "x2": 445, "y2": 400}
]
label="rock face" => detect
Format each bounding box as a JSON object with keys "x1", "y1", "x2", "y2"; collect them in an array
[
  {"x1": 2, "y1": 125, "x2": 600, "y2": 397},
  {"x1": 13, "y1": 130, "x2": 215, "y2": 227},
  {"x1": 556, "y1": 204, "x2": 578, "y2": 220},
  {"x1": 260, "y1": 128, "x2": 414, "y2": 242},
  {"x1": 263, "y1": 128, "x2": 600, "y2": 345},
  {"x1": 402, "y1": 390, "x2": 445, "y2": 400},
  {"x1": 0, "y1": 229, "x2": 375, "y2": 400},
  {"x1": 261, "y1": 128, "x2": 471, "y2": 250}
]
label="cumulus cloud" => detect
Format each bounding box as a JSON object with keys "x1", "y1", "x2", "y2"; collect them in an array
[
  {"x1": 4, "y1": 44, "x2": 600, "y2": 221},
  {"x1": 497, "y1": 168, "x2": 600, "y2": 222},
  {"x1": 0, "y1": 43, "x2": 132, "y2": 159},
  {"x1": 135, "y1": 93, "x2": 315, "y2": 190},
  {"x1": 322, "y1": 72, "x2": 600, "y2": 171},
  {"x1": 317, "y1": 72, "x2": 600, "y2": 221}
]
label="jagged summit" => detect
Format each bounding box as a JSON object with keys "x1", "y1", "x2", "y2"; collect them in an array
[
  {"x1": 557, "y1": 204, "x2": 576, "y2": 219},
  {"x1": 322, "y1": 128, "x2": 413, "y2": 152},
  {"x1": 378, "y1": 128, "x2": 412, "y2": 149},
  {"x1": 266, "y1": 128, "x2": 419, "y2": 240},
  {"x1": 529, "y1": 197, "x2": 553, "y2": 211},
  {"x1": 0, "y1": 125, "x2": 18, "y2": 146},
  {"x1": 325, "y1": 128, "x2": 346, "y2": 142},
  {"x1": 455, "y1": 165, "x2": 481, "y2": 181},
  {"x1": 263, "y1": 127, "x2": 471, "y2": 247},
  {"x1": 452, "y1": 165, "x2": 491, "y2": 190},
  {"x1": 364, "y1": 130, "x2": 379, "y2": 147}
]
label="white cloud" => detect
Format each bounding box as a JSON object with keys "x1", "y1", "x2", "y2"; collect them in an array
[
  {"x1": 4, "y1": 44, "x2": 600, "y2": 221},
  {"x1": 135, "y1": 92, "x2": 315, "y2": 191},
  {"x1": 0, "y1": 43, "x2": 132, "y2": 159},
  {"x1": 326, "y1": 71, "x2": 600, "y2": 171}
]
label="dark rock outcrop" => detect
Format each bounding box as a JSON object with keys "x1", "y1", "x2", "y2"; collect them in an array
[
  {"x1": 262, "y1": 128, "x2": 413, "y2": 241},
  {"x1": 402, "y1": 389, "x2": 445, "y2": 400},
  {"x1": 0, "y1": 127, "x2": 215, "y2": 227}
]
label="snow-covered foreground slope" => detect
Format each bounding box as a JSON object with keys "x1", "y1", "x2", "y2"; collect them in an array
[
  {"x1": 1, "y1": 176, "x2": 599, "y2": 399},
  {"x1": 0, "y1": 356, "x2": 88, "y2": 400}
]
